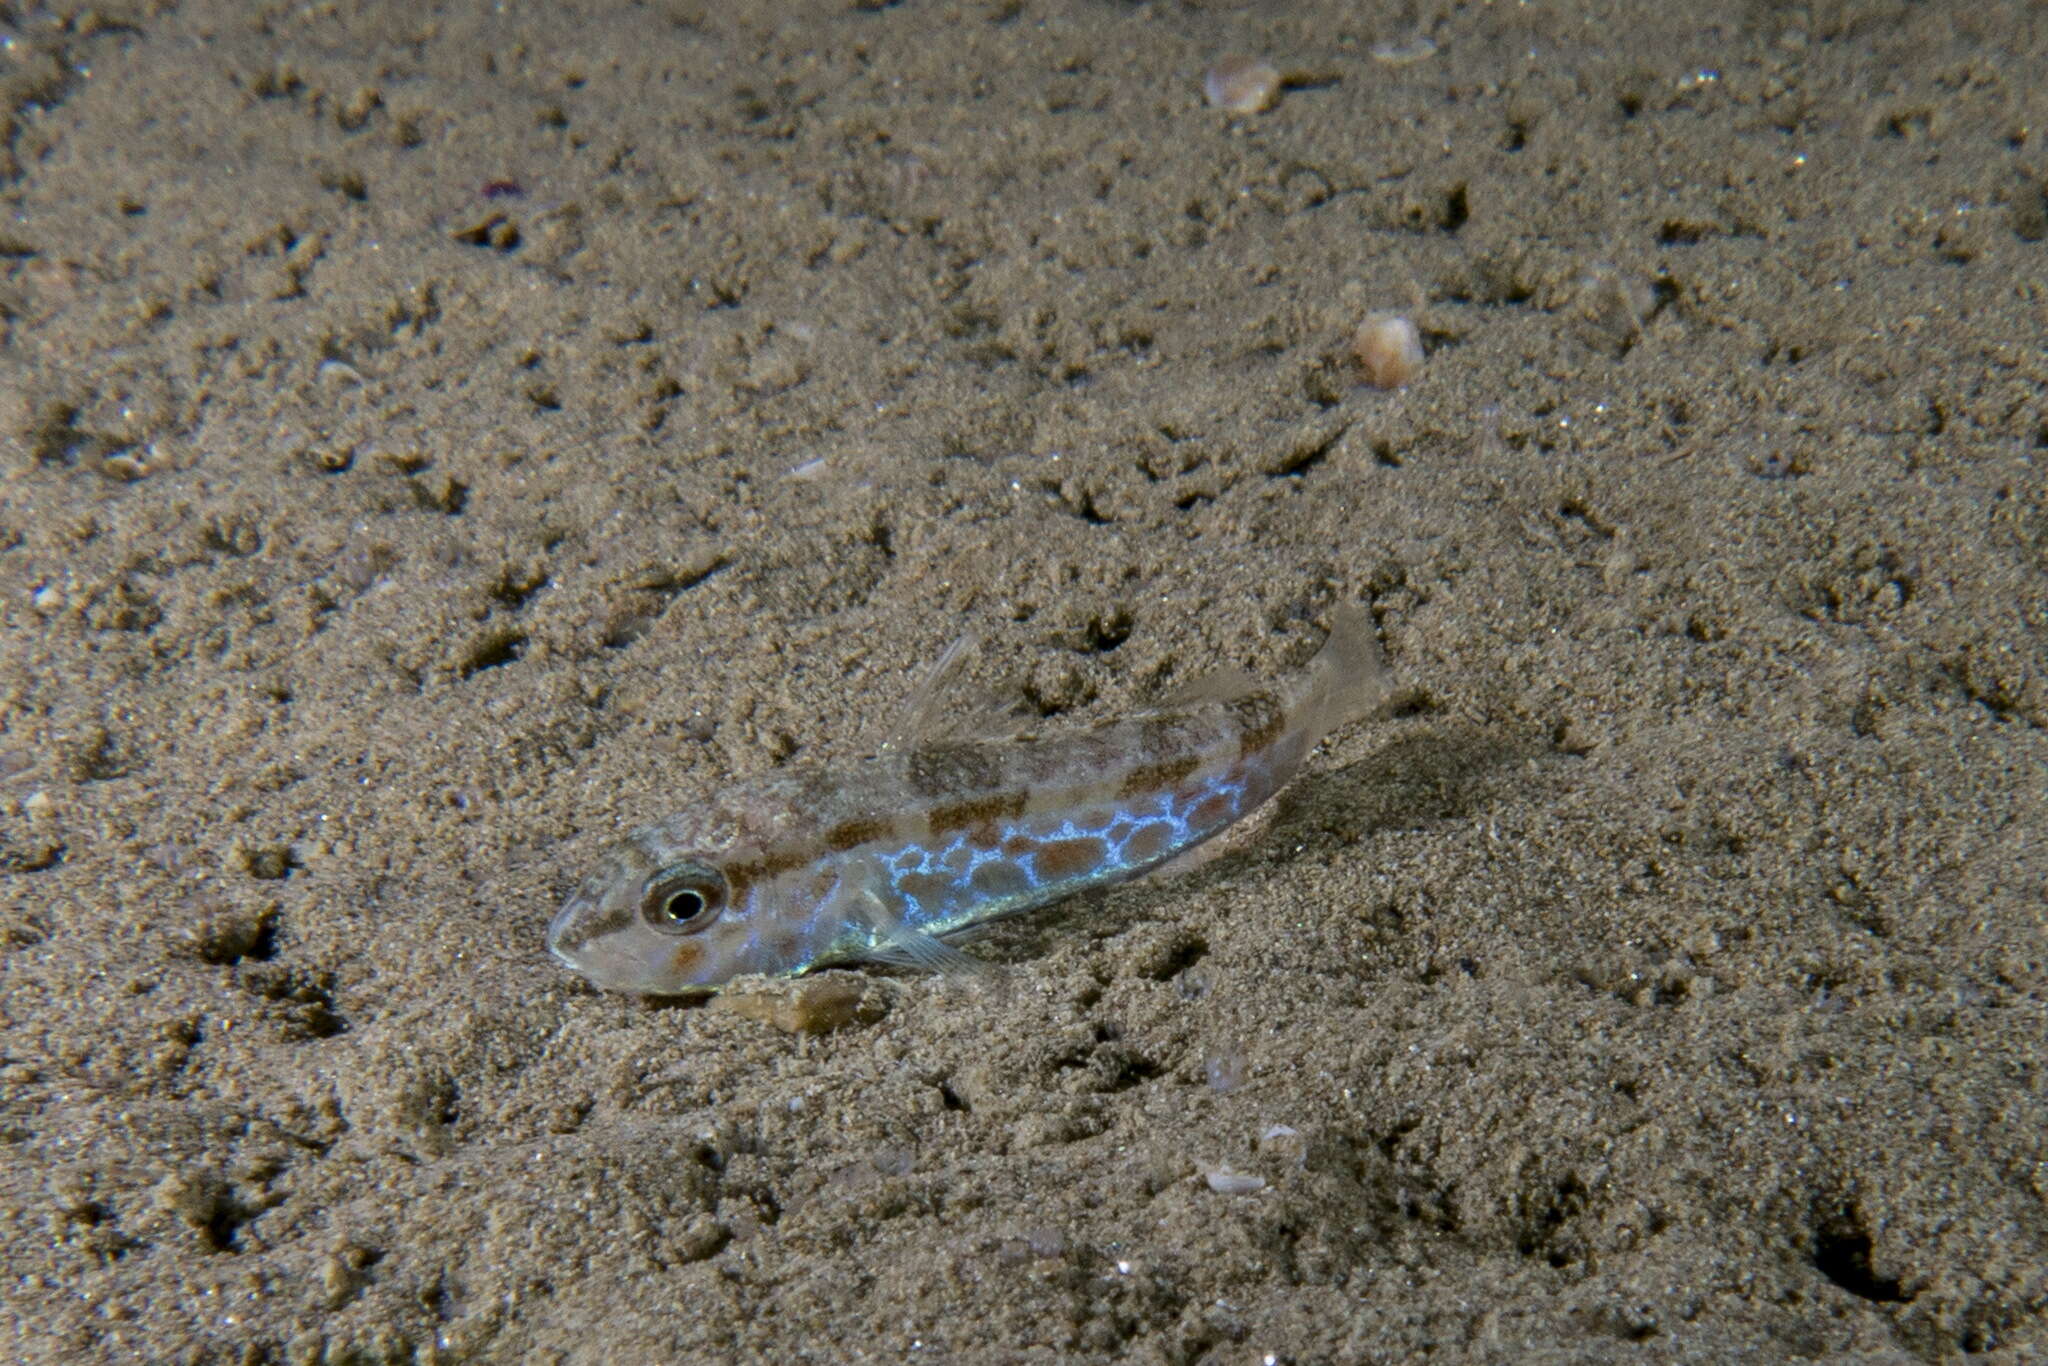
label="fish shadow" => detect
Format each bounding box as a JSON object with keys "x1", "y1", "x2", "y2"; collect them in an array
[{"x1": 1284, "y1": 720, "x2": 1547, "y2": 849}]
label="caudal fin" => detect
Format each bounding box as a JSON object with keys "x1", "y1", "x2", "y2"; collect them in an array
[{"x1": 1297, "y1": 602, "x2": 1393, "y2": 746}]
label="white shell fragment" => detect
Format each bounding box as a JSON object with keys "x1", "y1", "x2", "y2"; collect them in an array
[
  {"x1": 1203, "y1": 1165, "x2": 1268, "y2": 1194},
  {"x1": 1352, "y1": 313, "x2": 1425, "y2": 389},
  {"x1": 1371, "y1": 35, "x2": 1439, "y2": 65},
  {"x1": 1205, "y1": 55, "x2": 1283, "y2": 113}
]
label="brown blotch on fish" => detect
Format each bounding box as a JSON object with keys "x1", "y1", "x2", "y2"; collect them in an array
[
  {"x1": 670, "y1": 940, "x2": 704, "y2": 976},
  {"x1": 766, "y1": 925, "x2": 804, "y2": 965},
  {"x1": 553, "y1": 901, "x2": 633, "y2": 954},
  {"x1": 1138, "y1": 716, "x2": 1184, "y2": 751},
  {"x1": 1121, "y1": 821, "x2": 1174, "y2": 864},
  {"x1": 1118, "y1": 754, "x2": 1200, "y2": 800},
  {"x1": 825, "y1": 817, "x2": 893, "y2": 853},
  {"x1": 721, "y1": 855, "x2": 790, "y2": 892},
  {"x1": 790, "y1": 768, "x2": 843, "y2": 816},
  {"x1": 1189, "y1": 792, "x2": 1238, "y2": 829},
  {"x1": 930, "y1": 790, "x2": 1029, "y2": 835},
  {"x1": 1033, "y1": 837, "x2": 1111, "y2": 883},
  {"x1": 897, "y1": 871, "x2": 957, "y2": 909}
]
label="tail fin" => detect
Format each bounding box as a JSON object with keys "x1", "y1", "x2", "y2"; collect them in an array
[{"x1": 1297, "y1": 602, "x2": 1393, "y2": 746}]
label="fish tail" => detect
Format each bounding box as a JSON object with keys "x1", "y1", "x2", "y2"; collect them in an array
[{"x1": 1295, "y1": 602, "x2": 1393, "y2": 747}]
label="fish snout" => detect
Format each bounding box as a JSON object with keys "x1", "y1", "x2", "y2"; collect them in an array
[
  {"x1": 547, "y1": 884, "x2": 628, "y2": 967},
  {"x1": 545, "y1": 894, "x2": 584, "y2": 965}
]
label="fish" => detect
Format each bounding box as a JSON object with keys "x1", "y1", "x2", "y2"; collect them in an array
[{"x1": 547, "y1": 604, "x2": 1391, "y2": 995}]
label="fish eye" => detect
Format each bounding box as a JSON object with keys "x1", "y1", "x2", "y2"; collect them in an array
[{"x1": 640, "y1": 863, "x2": 727, "y2": 934}]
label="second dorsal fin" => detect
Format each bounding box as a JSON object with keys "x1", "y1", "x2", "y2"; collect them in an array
[{"x1": 1146, "y1": 663, "x2": 1260, "y2": 713}]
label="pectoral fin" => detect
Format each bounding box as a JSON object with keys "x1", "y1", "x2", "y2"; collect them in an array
[{"x1": 831, "y1": 860, "x2": 993, "y2": 982}]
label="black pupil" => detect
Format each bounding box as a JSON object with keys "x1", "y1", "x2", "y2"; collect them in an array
[{"x1": 663, "y1": 889, "x2": 705, "y2": 921}]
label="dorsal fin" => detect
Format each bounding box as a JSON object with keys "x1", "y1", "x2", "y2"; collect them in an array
[
  {"x1": 877, "y1": 631, "x2": 981, "y2": 752},
  {"x1": 1146, "y1": 663, "x2": 1261, "y2": 713},
  {"x1": 872, "y1": 632, "x2": 1039, "y2": 751},
  {"x1": 1295, "y1": 603, "x2": 1392, "y2": 745}
]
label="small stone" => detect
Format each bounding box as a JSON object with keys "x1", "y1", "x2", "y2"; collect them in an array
[
  {"x1": 712, "y1": 973, "x2": 886, "y2": 1034},
  {"x1": 149, "y1": 1171, "x2": 225, "y2": 1233}
]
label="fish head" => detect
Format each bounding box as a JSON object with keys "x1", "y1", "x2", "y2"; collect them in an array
[{"x1": 547, "y1": 817, "x2": 769, "y2": 995}]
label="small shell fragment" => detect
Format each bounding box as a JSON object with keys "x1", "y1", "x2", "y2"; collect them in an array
[
  {"x1": 1203, "y1": 1165, "x2": 1267, "y2": 1194},
  {"x1": 1370, "y1": 35, "x2": 1439, "y2": 65},
  {"x1": 1351, "y1": 313, "x2": 1425, "y2": 389},
  {"x1": 1205, "y1": 55, "x2": 1283, "y2": 114},
  {"x1": 1258, "y1": 1124, "x2": 1309, "y2": 1167}
]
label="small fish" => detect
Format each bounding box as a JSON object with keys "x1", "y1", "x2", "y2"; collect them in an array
[{"x1": 548, "y1": 605, "x2": 1391, "y2": 995}]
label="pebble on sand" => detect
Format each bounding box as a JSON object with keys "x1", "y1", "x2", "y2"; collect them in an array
[
  {"x1": 712, "y1": 973, "x2": 887, "y2": 1034},
  {"x1": 1351, "y1": 313, "x2": 1425, "y2": 389},
  {"x1": 1205, "y1": 55, "x2": 1283, "y2": 113}
]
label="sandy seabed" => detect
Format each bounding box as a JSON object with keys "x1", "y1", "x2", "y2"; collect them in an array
[{"x1": 2, "y1": 1, "x2": 2045, "y2": 1362}]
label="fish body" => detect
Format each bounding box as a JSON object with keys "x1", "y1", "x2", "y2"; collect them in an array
[{"x1": 548, "y1": 606, "x2": 1389, "y2": 995}]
